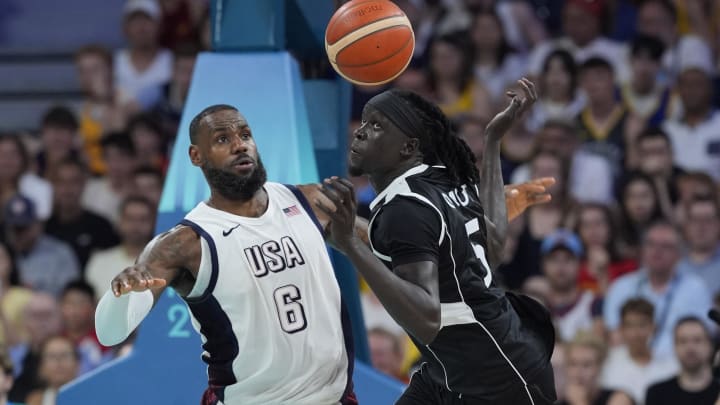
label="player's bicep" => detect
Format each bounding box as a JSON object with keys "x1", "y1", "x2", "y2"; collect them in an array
[
  {"x1": 393, "y1": 261, "x2": 440, "y2": 299},
  {"x1": 136, "y1": 226, "x2": 200, "y2": 298}
]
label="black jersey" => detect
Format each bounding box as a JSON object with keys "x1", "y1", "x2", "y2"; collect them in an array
[{"x1": 368, "y1": 165, "x2": 552, "y2": 400}]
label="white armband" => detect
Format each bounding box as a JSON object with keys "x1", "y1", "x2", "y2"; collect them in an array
[{"x1": 95, "y1": 289, "x2": 154, "y2": 346}]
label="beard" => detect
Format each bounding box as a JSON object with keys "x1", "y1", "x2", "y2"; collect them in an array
[{"x1": 203, "y1": 155, "x2": 267, "y2": 201}]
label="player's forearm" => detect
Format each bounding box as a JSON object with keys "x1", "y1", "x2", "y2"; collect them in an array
[
  {"x1": 344, "y1": 239, "x2": 440, "y2": 344},
  {"x1": 95, "y1": 289, "x2": 154, "y2": 346},
  {"x1": 478, "y1": 137, "x2": 508, "y2": 265},
  {"x1": 354, "y1": 217, "x2": 370, "y2": 246}
]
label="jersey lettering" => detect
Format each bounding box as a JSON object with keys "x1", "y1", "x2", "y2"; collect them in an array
[
  {"x1": 441, "y1": 185, "x2": 470, "y2": 209},
  {"x1": 244, "y1": 236, "x2": 305, "y2": 278}
]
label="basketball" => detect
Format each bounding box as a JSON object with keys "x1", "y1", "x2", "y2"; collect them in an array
[{"x1": 325, "y1": 0, "x2": 415, "y2": 86}]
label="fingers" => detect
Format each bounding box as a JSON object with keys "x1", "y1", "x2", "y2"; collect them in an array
[
  {"x1": 531, "y1": 176, "x2": 556, "y2": 187},
  {"x1": 326, "y1": 177, "x2": 356, "y2": 209},
  {"x1": 111, "y1": 266, "x2": 165, "y2": 296}
]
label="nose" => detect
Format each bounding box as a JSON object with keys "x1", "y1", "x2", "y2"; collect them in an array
[
  {"x1": 230, "y1": 135, "x2": 249, "y2": 154},
  {"x1": 353, "y1": 126, "x2": 366, "y2": 140}
]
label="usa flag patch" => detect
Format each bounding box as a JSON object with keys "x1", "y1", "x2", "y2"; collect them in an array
[{"x1": 283, "y1": 205, "x2": 301, "y2": 217}]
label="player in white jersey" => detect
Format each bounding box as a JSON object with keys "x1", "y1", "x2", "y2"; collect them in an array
[{"x1": 93, "y1": 104, "x2": 552, "y2": 405}]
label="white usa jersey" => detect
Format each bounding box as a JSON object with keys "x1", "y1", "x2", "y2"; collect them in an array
[{"x1": 180, "y1": 182, "x2": 353, "y2": 405}]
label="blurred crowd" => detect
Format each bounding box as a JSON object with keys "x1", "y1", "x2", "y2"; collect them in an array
[
  {"x1": 352, "y1": 0, "x2": 720, "y2": 404},
  {"x1": 3, "y1": 0, "x2": 720, "y2": 404},
  {"x1": 0, "y1": 0, "x2": 207, "y2": 404}
]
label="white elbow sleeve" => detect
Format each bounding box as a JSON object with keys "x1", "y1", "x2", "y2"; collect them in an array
[{"x1": 95, "y1": 289, "x2": 154, "y2": 346}]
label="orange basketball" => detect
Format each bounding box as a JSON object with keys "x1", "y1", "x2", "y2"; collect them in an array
[{"x1": 325, "y1": 0, "x2": 415, "y2": 86}]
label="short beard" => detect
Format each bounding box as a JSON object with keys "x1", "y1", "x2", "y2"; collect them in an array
[
  {"x1": 203, "y1": 156, "x2": 267, "y2": 201},
  {"x1": 348, "y1": 163, "x2": 364, "y2": 177}
]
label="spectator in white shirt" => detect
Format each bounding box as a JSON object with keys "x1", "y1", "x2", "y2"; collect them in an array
[
  {"x1": 677, "y1": 197, "x2": 720, "y2": 296},
  {"x1": 662, "y1": 36, "x2": 720, "y2": 180},
  {"x1": 601, "y1": 298, "x2": 678, "y2": 405},
  {"x1": 115, "y1": 0, "x2": 173, "y2": 109}
]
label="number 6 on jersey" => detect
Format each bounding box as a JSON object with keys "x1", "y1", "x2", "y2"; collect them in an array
[{"x1": 273, "y1": 284, "x2": 307, "y2": 333}]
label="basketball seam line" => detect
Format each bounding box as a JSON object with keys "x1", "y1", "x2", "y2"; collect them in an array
[
  {"x1": 335, "y1": 26, "x2": 413, "y2": 68},
  {"x1": 326, "y1": 0, "x2": 390, "y2": 39},
  {"x1": 325, "y1": 15, "x2": 411, "y2": 57}
]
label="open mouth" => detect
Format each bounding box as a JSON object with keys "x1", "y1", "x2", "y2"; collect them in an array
[{"x1": 232, "y1": 158, "x2": 255, "y2": 170}]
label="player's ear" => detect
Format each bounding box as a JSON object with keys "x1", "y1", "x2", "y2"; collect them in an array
[
  {"x1": 188, "y1": 145, "x2": 202, "y2": 167},
  {"x1": 400, "y1": 137, "x2": 419, "y2": 158}
]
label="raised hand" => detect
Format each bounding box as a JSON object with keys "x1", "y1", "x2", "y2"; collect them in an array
[
  {"x1": 314, "y1": 176, "x2": 358, "y2": 254},
  {"x1": 111, "y1": 264, "x2": 167, "y2": 297},
  {"x1": 505, "y1": 177, "x2": 555, "y2": 221},
  {"x1": 485, "y1": 78, "x2": 537, "y2": 141}
]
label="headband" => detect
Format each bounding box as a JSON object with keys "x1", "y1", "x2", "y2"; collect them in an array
[{"x1": 366, "y1": 91, "x2": 426, "y2": 139}]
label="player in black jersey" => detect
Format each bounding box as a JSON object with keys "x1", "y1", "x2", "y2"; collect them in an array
[{"x1": 316, "y1": 78, "x2": 557, "y2": 404}]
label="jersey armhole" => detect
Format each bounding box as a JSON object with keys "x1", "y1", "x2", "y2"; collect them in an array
[{"x1": 179, "y1": 219, "x2": 219, "y2": 303}]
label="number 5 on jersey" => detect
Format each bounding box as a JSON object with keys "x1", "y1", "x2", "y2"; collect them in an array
[
  {"x1": 465, "y1": 218, "x2": 493, "y2": 288},
  {"x1": 273, "y1": 284, "x2": 307, "y2": 333}
]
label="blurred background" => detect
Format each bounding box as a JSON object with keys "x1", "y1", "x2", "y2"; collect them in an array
[{"x1": 2, "y1": 0, "x2": 720, "y2": 404}]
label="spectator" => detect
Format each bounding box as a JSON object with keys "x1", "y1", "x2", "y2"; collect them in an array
[
  {"x1": 525, "y1": 49, "x2": 585, "y2": 133},
  {"x1": 633, "y1": 128, "x2": 683, "y2": 216},
  {"x1": 600, "y1": 298, "x2": 678, "y2": 404},
  {"x1": 0, "y1": 349, "x2": 20, "y2": 405},
  {"x1": 115, "y1": 0, "x2": 173, "y2": 109},
  {"x1": 85, "y1": 197, "x2": 156, "y2": 296},
  {"x1": 425, "y1": 31, "x2": 492, "y2": 120},
  {"x1": 45, "y1": 159, "x2": 119, "y2": 270},
  {"x1": 576, "y1": 57, "x2": 629, "y2": 177},
  {"x1": 35, "y1": 106, "x2": 81, "y2": 180},
  {"x1": 133, "y1": 165, "x2": 164, "y2": 207},
  {"x1": 540, "y1": 230, "x2": 603, "y2": 342},
  {"x1": 674, "y1": 171, "x2": 718, "y2": 221},
  {"x1": 24, "y1": 336, "x2": 79, "y2": 405},
  {"x1": 59, "y1": 280, "x2": 110, "y2": 375},
  {"x1": 527, "y1": 0, "x2": 625, "y2": 80},
  {"x1": 575, "y1": 203, "x2": 637, "y2": 294},
  {"x1": 663, "y1": 36, "x2": 720, "y2": 180},
  {"x1": 82, "y1": 133, "x2": 138, "y2": 225},
  {"x1": 603, "y1": 220, "x2": 712, "y2": 360},
  {"x1": 500, "y1": 151, "x2": 574, "y2": 289},
  {"x1": 634, "y1": 0, "x2": 680, "y2": 82},
  {"x1": 157, "y1": 0, "x2": 202, "y2": 49},
  {"x1": 4, "y1": 195, "x2": 79, "y2": 297},
  {"x1": 0, "y1": 241, "x2": 32, "y2": 347},
  {"x1": 677, "y1": 197, "x2": 720, "y2": 296},
  {"x1": 8, "y1": 293, "x2": 61, "y2": 403},
  {"x1": 511, "y1": 120, "x2": 613, "y2": 204},
  {"x1": 126, "y1": 113, "x2": 168, "y2": 172},
  {"x1": 621, "y1": 35, "x2": 677, "y2": 137},
  {"x1": 152, "y1": 43, "x2": 198, "y2": 138},
  {"x1": 469, "y1": 9, "x2": 526, "y2": 102},
  {"x1": 557, "y1": 332, "x2": 634, "y2": 405},
  {"x1": 0, "y1": 136, "x2": 52, "y2": 222},
  {"x1": 368, "y1": 328, "x2": 409, "y2": 384},
  {"x1": 645, "y1": 317, "x2": 719, "y2": 405},
  {"x1": 74, "y1": 44, "x2": 138, "y2": 176},
  {"x1": 616, "y1": 172, "x2": 665, "y2": 259}
]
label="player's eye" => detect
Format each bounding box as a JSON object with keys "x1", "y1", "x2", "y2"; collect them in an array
[
  {"x1": 241, "y1": 132, "x2": 251, "y2": 140},
  {"x1": 372, "y1": 122, "x2": 382, "y2": 130},
  {"x1": 217, "y1": 135, "x2": 228, "y2": 143}
]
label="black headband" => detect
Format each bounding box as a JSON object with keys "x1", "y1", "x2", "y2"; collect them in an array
[{"x1": 366, "y1": 91, "x2": 426, "y2": 139}]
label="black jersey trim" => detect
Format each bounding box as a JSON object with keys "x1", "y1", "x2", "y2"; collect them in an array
[
  {"x1": 283, "y1": 184, "x2": 324, "y2": 235},
  {"x1": 179, "y1": 219, "x2": 220, "y2": 303}
]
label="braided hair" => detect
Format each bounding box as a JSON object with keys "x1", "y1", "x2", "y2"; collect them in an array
[{"x1": 389, "y1": 89, "x2": 480, "y2": 186}]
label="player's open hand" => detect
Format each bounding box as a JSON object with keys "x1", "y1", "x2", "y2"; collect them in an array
[
  {"x1": 111, "y1": 264, "x2": 167, "y2": 297},
  {"x1": 485, "y1": 78, "x2": 537, "y2": 141},
  {"x1": 505, "y1": 177, "x2": 554, "y2": 221},
  {"x1": 314, "y1": 177, "x2": 358, "y2": 254}
]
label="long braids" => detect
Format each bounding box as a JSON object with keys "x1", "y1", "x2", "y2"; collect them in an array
[{"x1": 390, "y1": 90, "x2": 481, "y2": 186}]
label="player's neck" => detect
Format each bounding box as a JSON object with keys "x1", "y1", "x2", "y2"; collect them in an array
[
  {"x1": 208, "y1": 187, "x2": 268, "y2": 218},
  {"x1": 370, "y1": 161, "x2": 422, "y2": 194},
  {"x1": 679, "y1": 366, "x2": 712, "y2": 392}
]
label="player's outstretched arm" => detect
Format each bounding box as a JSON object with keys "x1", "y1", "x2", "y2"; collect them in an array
[
  {"x1": 95, "y1": 226, "x2": 200, "y2": 346},
  {"x1": 316, "y1": 178, "x2": 441, "y2": 344},
  {"x1": 299, "y1": 184, "x2": 371, "y2": 245},
  {"x1": 481, "y1": 78, "x2": 537, "y2": 268}
]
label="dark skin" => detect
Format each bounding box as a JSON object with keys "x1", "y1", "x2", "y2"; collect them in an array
[
  {"x1": 316, "y1": 79, "x2": 537, "y2": 344},
  {"x1": 110, "y1": 108, "x2": 549, "y2": 315}
]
